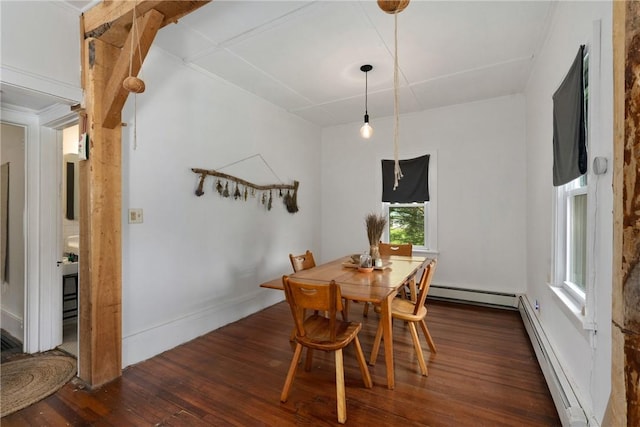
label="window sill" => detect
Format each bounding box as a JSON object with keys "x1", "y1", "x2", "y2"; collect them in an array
[
  {"x1": 547, "y1": 283, "x2": 594, "y2": 339},
  {"x1": 413, "y1": 248, "x2": 439, "y2": 257}
]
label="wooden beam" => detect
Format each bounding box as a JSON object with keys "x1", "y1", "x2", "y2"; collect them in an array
[
  {"x1": 83, "y1": 0, "x2": 210, "y2": 48},
  {"x1": 621, "y1": 1, "x2": 640, "y2": 423},
  {"x1": 608, "y1": 1, "x2": 640, "y2": 425},
  {"x1": 79, "y1": 36, "x2": 123, "y2": 387},
  {"x1": 102, "y1": 8, "x2": 163, "y2": 129}
]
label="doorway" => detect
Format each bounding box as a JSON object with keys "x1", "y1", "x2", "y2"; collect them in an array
[
  {"x1": 58, "y1": 124, "x2": 79, "y2": 357},
  {"x1": 0, "y1": 123, "x2": 26, "y2": 356}
]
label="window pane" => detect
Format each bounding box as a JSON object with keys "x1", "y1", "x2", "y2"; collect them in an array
[
  {"x1": 568, "y1": 193, "x2": 587, "y2": 290},
  {"x1": 389, "y1": 205, "x2": 424, "y2": 245}
]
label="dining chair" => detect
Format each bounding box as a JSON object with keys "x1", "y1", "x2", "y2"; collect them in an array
[
  {"x1": 378, "y1": 242, "x2": 413, "y2": 257},
  {"x1": 369, "y1": 259, "x2": 437, "y2": 376},
  {"x1": 281, "y1": 276, "x2": 372, "y2": 424},
  {"x1": 363, "y1": 242, "x2": 415, "y2": 316},
  {"x1": 289, "y1": 250, "x2": 351, "y2": 321},
  {"x1": 289, "y1": 250, "x2": 316, "y2": 272}
]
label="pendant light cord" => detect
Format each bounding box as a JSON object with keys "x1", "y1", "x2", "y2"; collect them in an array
[
  {"x1": 365, "y1": 69, "x2": 369, "y2": 115},
  {"x1": 128, "y1": 1, "x2": 144, "y2": 150},
  {"x1": 393, "y1": 12, "x2": 403, "y2": 189}
]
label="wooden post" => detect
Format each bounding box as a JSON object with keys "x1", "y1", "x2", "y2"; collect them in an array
[
  {"x1": 608, "y1": 1, "x2": 640, "y2": 425},
  {"x1": 79, "y1": 36, "x2": 123, "y2": 386}
]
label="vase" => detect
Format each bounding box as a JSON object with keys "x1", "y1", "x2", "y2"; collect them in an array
[{"x1": 370, "y1": 244, "x2": 380, "y2": 260}]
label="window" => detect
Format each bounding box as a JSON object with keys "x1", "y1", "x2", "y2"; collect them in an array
[
  {"x1": 555, "y1": 175, "x2": 587, "y2": 302},
  {"x1": 383, "y1": 202, "x2": 426, "y2": 246},
  {"x1": 552, "y1": 46, "x2": 589, "y2": 311},
  {"x1": 380, "y1": 153, "x2": 437, "y2": 252}
]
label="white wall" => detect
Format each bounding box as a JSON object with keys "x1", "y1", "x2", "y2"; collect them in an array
[
  {"x1": 0, "y1": 123, "x2": 25, "y2": 340},
  {"x1": 524, "y1": 1, "x2": 613, "y2": 423},
  {"x1": 0, "y1": 1, "x2": 81, "y2": 101},
  {"x1": 119, "y1": 47, "x2": 322, "y2": 366},
  {"x1": 321, "y1": 95, "x2": 527, "y2": 295}
]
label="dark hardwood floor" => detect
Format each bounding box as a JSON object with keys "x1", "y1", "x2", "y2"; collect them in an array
[{"x1": 2, "y1": 299, "x2": 560, "y2": 426}]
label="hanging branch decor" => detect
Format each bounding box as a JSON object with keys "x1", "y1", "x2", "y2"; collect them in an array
[{"x1": 192, "y1": 167, "x2": 299, "y2": 213}]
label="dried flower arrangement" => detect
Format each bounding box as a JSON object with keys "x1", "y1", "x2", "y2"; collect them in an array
[{"x1": 365, "y1": 212, "x2": 387, "y2": 249}]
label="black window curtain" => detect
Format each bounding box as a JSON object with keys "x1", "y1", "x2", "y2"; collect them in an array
[
  {"x1": 381, "y1": 154, "x2": 430, "y2": 203},
  {"x1": 552, "y1": 45, "x2": 587, "y2": 186}
]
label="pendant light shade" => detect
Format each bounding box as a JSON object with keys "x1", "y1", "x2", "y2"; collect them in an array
[{"x1": 360, "y1": 64, "x2": 373, "y2": 139}]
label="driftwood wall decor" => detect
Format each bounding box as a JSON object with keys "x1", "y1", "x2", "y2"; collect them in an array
[{"x1": 192, "y1": 167, "x2": 299, "y2": 213}]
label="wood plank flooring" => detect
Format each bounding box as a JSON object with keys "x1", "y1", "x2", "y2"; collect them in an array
[{"x1": 2, "y1": 299, "x2": 560, "y2": 426}]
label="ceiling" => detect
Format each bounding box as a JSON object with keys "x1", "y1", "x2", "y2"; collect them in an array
[
  {"x1": 2, "y1": 1, "x2": 554, "y2": 128},
  {"x1": 0, "y1": 84, "x2": 78, "y2": 112}
]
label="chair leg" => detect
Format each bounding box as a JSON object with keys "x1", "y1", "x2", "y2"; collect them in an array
[
  {"x1": 281, "y1": 343, "x2": 303, "y2": 402},
  {"x1": 335, "y1": 349, "x2": 347, "y2": 424},
  {"x1": 363, "y1": 302, "x2": 369, "y2": 317},
  {"x1": 342, "y1": 299, "x2": 350, "y2": 321},
  {"x1": 352, "y1": 337, "x2": 373, "y2": 388},
  {"x1": 419, "y1": 318, "x2": 437, "y2": 353},
  {"x1": 304, "y1": 348, "x2": 314, "y2": 371},
  {"x1": 369, "y1": 321, "x2": 383, "y2": 366},
  {"x1": 408, "y1": 322, "x2": 428, "y2": 376}
]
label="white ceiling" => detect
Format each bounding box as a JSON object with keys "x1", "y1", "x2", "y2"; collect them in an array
[{"x1": 2, "y1": 1, "x2": 554, "y2": 127}]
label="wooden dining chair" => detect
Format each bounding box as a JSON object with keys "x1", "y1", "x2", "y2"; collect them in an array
[
  {"x1": 289, "y1": 250, "x2": 316, "y2": 272},
  {"x1": 378, "y1": 242, "x2": 413, "y2": 257},
  {"x1": 363, "y1": 242, "x2": 414, "y2": 316},
  {"x1": 369, "y1": 259, "x2": 438, "y2": 376},
  {"x1": 281, "y1": 277, "x2": 372, "y2": 424},
  {"x1": 289, "y1": 250, "x2": 351, "y2": 321}
]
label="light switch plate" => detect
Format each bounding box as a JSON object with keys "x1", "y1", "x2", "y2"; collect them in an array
[{"x1": 129, "y1": 208, "x2": 143, "y2": 224}]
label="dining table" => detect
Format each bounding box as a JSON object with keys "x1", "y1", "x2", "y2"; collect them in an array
[{"x1": 260, "y1": 254, "x2": 430, "y2": 390}]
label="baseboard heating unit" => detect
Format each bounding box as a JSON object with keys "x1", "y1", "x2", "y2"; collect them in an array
[
  {"x1": 428, "y1": 285, "x2": 518, "y2": 309},
  {"x1": 518, "y1": 295, "x2": 588, "y2": 427}
]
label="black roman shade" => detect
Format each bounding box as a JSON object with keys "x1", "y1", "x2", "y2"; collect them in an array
[
  {"x1": 552, "y1": 45, "x2": 587, "y2": 186},
  {"x1": 381, "y1": 154, "x2": 430, "y2": 203}
]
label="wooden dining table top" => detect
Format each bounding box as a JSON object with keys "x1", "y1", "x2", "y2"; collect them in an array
[{"x1": 260, "y1": 254, "x2": 428, "y2": 303}]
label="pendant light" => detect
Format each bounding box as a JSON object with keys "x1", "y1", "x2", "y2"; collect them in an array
[{"x1": 360, "y1": 64, "x2": 373, "y2": 139}]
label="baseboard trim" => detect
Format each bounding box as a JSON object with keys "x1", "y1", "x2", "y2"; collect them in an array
[
  {"x1": 428, "y1": 284, "x2": 518, "y2": 309},
  {"x1": 519, "y1": 295, "x2": 588, "y2": 427},
  {"x1": 1, "y1": 309, "x2": 23, "y2": 342},
  {"x1": 121, "y1": 288, "x2": 283, "y2": 368}
]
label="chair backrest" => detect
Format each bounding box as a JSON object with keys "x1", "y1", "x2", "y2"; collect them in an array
[
  {"x1": 413, "y1": 259, "x2": 437, "y2": 315},
  {"x1": 378, "y1": 242, "x2": 413, "y2": 257},
  {"x1": 282, "y1": 276, "x2": 343, "y2": 341},
  {"x1": 289, "y1": 250, "x2": 316, "y2": 272}
]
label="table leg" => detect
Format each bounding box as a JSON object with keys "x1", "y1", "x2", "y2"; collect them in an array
[{"x1": 381, "y1": 292, "x2": 395, "y2": 389}]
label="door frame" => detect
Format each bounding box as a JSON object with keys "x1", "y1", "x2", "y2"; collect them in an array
[{"x1": 1, "y1": 103, "x2": 77, "y2": 354}]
